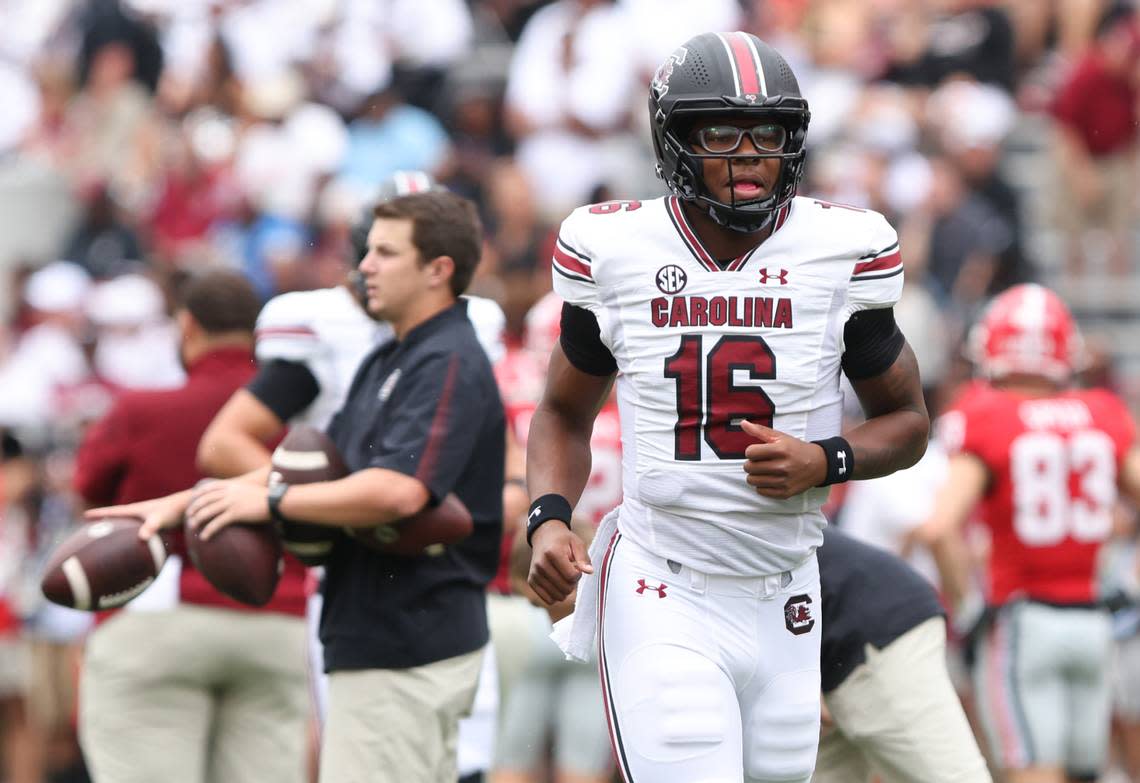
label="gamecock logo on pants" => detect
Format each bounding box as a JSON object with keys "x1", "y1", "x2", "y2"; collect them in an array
[{"x1": 784, "y1": 594, "x2": 814, "y2": 635}]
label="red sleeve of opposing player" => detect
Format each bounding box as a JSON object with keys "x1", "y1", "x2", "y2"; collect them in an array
[{"x1": 73, "y1": 399, "x2": 133, "y2": 507}]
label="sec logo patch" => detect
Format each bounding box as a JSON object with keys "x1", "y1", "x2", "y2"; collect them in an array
[{"x1": 656, "y1": 265, "x2": 688, "y2": 295}]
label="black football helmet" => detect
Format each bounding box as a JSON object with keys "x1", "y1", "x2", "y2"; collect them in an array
[{"x1": 649, "y1": 32, "x2": 810, "y2": 233}]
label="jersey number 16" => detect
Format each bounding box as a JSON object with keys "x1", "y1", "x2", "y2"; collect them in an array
[{"x1": 664, "y1": 334, "x2": 776, "y2": 461}]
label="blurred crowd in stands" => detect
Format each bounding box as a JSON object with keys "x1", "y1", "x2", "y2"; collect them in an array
[{"x1": 0, "y1": 0, "x2": 1136, "y2": 781}]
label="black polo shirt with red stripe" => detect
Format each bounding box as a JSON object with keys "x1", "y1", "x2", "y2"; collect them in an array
[{"x1": 321, "y1": 299, "x2": 505, "y2": 670}]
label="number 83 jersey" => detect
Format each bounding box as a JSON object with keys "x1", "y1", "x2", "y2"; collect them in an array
[
  {"x1": 552, "y1": 195, "x2": 904, "y2": 577},
  {"x1": 939, "y1": 381, "x2": 1136, "y2": 605}
]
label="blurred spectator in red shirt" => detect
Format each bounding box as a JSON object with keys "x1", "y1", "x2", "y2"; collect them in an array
[
  {"x1": 73, "y1": 269, "x2": 310, "y2": 783},
  {"x1": 145, "y1": 112, "x2": 241, "y2": 265},
  {"x1": 1050, "y1": 4, "x2": 1140, "y2": 277}
]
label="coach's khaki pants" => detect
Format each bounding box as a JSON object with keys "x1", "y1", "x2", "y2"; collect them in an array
[
  {"x1": 319, "y1": 646, "x2": 485, "y2": 783},
  {"x1": 813, "y1": 617, "x2": 991, "y2": 783},
  {"x1": 80, "y1": 606, "x2": 309, "y2": 783}
]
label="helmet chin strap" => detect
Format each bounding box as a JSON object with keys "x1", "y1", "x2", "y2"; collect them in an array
[
  {"x1": 705, "y1": 202, "x2": 774, "y2": 233},
  {"x1": 703, "y1": 156, "x2": 777, "y2": 234}
]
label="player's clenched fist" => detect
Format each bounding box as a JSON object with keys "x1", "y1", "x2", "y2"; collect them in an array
[
  {"x1": 528, "y1": 523, "x2": 593, "y2": 606},
  {"x1": 742, "y1": 420, "x2": 828, "y2": 499}
]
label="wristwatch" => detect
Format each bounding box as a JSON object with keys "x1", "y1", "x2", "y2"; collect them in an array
[{"x1": 267, "y1": 481, "x2": 291, "y2": 523}]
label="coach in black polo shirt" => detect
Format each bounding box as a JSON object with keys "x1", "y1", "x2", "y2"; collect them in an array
[
  {"x1": 814, "y1": 527, "x2": 990, "y2": 782},
  {"x1": 320, "y1": 192, "x2": 504, "y2": 782},
  {"x1": 165, "y1": 191, "x2": 505, "y2": 783}
]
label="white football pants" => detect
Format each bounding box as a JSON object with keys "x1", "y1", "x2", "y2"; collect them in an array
[{"x1": 597, "y1": 532, "x2": 821, "y2": 783}]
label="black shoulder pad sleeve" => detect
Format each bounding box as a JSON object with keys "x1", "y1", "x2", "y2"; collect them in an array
[
  {"x1": 559, "y1": 303, "x2": 617, "y2": 377},
  {"x1": 246, "y1": 359, "x2": 321, "y2": 422},
  {"x1": 842, "y1": 307, "x2": 905, "y2": 381}
]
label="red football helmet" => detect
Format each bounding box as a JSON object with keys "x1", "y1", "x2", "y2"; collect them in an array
[{"x1": 967, "y1": 284, "x2": 1083, "y2": 382}]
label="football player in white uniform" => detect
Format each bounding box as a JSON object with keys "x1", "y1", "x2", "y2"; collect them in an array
[{"x1": 525, "y1": 32, "x2": 929, "y2": 782}]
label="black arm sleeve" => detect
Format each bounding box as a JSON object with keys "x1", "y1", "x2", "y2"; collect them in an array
[
  {"x1": 559, "y1": 303, "x2": 618, "y2": 377},
  {"x1": 246, "y1": 359, "x2": 321, "y2": 422},
  {"x1": 841, "y1": 307, "x2": 906, "y2": 381}
]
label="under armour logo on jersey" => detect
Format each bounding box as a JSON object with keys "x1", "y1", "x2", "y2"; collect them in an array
[
  {"x1": 377, "y1": 369, "x2": 401, "y2": 403},
  {"x1": 636, "y1": 579, "x2": 667, "y2": 598},
  {"x1": 758, "y1": 268, "x2": 789, "y2": 285},
  {"x1": 784, "y1": 594, "x2": 815, "y2": 635},
  {"x1": 837, "y1": 451, "x2": 847, "y2": 475}
]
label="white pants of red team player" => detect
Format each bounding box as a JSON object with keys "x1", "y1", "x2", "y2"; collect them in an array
[{"x1": 596, "y1": 532, "x2": 822, "y2": 783}]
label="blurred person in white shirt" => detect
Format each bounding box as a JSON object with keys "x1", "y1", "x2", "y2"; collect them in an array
[
  {"x1": 0, "y1": 262, "x2": 92, "y2": 432},
  {"x1": 85, "y1": 273, "x2": 184, "y2": 390},
  {"x1": 504, "y1": 0, "x2": 640, "y2": 219}
]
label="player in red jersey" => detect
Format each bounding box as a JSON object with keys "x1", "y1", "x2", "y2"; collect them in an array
[{"x1": 917, "y1": 283, "x2": 1140, "y2": 783}]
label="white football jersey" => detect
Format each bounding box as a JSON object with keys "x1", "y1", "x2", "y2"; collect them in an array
[
  {"x1": 256, "y1": 286, "x2": 506, "y2": 430},
  {"x1": 255, "y1": 286, "x2": 389, "y2": 430},
  {"x1": 552, "y1": 195, "x2": 903, "y2": 576}
]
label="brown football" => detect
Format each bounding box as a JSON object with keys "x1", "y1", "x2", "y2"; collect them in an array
[
  {"x1": 41, "y1": 517, "x2": 168, "y2": 611},
  {"x1": 186, "y1": 516, "x2": 282, "y2": 607},
  {"x1": 270, "y1": 425, "x2": 348, "y2": 566},
  {"x1": 347, "y1": 493, "x2": 474, "y2": 557}
]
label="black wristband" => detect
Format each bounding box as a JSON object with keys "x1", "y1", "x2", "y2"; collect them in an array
[
  {"x1": 526, "y1": 494, "x2": 573, "y2": 546},
  {"x1": 812, "y1": 436, "x2": 854, "y2": 486},
  {"x1": 267, "y1": 481, "x2": 291, "y2": 523}
]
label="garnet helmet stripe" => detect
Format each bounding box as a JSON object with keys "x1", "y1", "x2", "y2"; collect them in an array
[
  {"x1": 740, "y1": 33, "x2": 768, "y2": 96},
  {"x1": 726, "y1": 32, "x2": 761, "y2": 95}
]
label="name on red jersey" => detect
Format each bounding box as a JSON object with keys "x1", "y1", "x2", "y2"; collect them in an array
[{"x1": 1018, "y1": 398, "x2": 1093, "y2": 430}]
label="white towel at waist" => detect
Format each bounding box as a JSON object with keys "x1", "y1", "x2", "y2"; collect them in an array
[{"x1": 550, "y1": 507, "x2": 619, "y2": 663}]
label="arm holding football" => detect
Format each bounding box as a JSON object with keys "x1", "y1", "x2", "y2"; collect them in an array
[
  {"x1": 276, "y1": 468, "x2": 430, "y2": 528},
  {"x1": 88, "y1": 465, "x2": 273, "y2": 540},
  {"x1": 189, "y1": 467, "x2": 429, "y2": 541}
]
